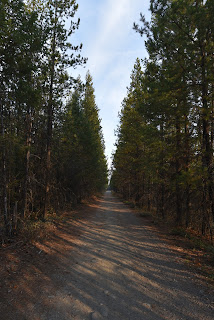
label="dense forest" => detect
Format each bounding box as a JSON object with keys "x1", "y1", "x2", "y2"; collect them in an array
[
  {"x1": 0, "y1": 0, "x2": 108, "y2": 238},
  {"x1": 111, "y1": 0, "x2": 214, "y2": 239}
]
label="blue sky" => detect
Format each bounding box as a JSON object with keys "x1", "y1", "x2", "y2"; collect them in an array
[{"x1": 71, "y1": 0, "x2": 151, "y2": 168}]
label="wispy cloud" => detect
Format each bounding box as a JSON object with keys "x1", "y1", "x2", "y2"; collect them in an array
[
  {"x1": 87, "y1": 0, "x2": 145, "y2": 76},
  {"x1": 96, "y1": 0, "x2": 132, "y2": 44},
  {"x1": 71, "y1": 0, "x2": 150, "y2": 166}
]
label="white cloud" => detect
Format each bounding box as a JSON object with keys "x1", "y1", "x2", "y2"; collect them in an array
[
  {"x1": 71, "y1": 0, "x2": 151, "y2": 167},
  {"x1": 86, "y1": 0, "x2": 148, "y2": 77},
  {"x1": 97, "y1": 0, "x2": 132, "y2": 43}
]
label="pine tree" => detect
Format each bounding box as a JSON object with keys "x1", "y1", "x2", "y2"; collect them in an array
[
  {"x1": 82, "y1": 71, "x2": 108, "y2": 194},
  {"x1": 0, "y1": 0, "x2": 43, "y2": 234},
  {"x1": 132, "y1": 0, "x2": 214, "y2": 233},
  {"x1": 58, "y1": 73, "x2": 107, "y2": 205},
  {"x1": 35, "y1": 0, "x2": 87, "y2": 217}
]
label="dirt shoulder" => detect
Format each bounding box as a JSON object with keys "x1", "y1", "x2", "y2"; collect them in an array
[
  {"x1": 134, "y1": 210, "x2": 214, "y2": 287},
  {"x1": 0, "y1": 201, "x2": 96, "y2": 319}
]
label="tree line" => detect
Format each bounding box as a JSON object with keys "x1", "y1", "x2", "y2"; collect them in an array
[
  {"x1": 111, "y1": 0, "x2": 214, "y2": 239},
  {"x1": 0, "y1": 0, "x2": 107, "y2": 237}
]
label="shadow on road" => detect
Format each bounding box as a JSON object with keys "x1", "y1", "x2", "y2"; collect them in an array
[{"x1": 0, "y1": 191, "x2": 213, "y2": 320}]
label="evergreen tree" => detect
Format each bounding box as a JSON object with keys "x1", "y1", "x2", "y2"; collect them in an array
[
  {"x1": 134, "y1": 0, "x2": 214, "y2": 232},
  {"x1": 0, "y1": 1, "x2": 106, "y2": 240},
  {"x1": 82, "y1": 71, "x2": 108, "y2": 194},
  {"x1": 58, "y1": 73, "x2": 108, "y2": 203},
  {"x1": 0, "y1": 0, "x2": 43, "y2": 234},
  {"x1": 112, "y1": 0, "x2": 214, "y2": 238}
]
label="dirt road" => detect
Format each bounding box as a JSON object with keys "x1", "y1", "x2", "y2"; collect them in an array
[{"x1": 0, "y1": 191, "x2": 213, "y2": 319}]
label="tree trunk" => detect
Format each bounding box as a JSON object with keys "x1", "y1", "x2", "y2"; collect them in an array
[
  {"x1": 160, "y1": 120, "x2": 165, "y2": 219},
  {"x1": 201, "y1": 47, "x2": 213, "y2": 223},
  {"x1": 147, "y1": 176, "x2": 151, "y2": 211},
  {"x1": 184, "y1": 115, "x2": 190, "y2": 228},
  {"x1": 175, "y1": 111, "x2": 182, "y2": 225},
  {"x1": 23, "y1": 108, "x2": 32, "y2": 218},
  {"x1": 211, "y1": 84, "x2": 214, "y2": 150},
  {"x1": 43, "y1": 23, "x2": 56, "y2": 219},
  {"x1": 1, "y1": 101, "x2": 9, "y2": 235}
]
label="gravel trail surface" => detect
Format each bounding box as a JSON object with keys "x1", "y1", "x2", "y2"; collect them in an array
[{"x1": 1, "y1": 191, "x2": 213, "y2": 319}]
